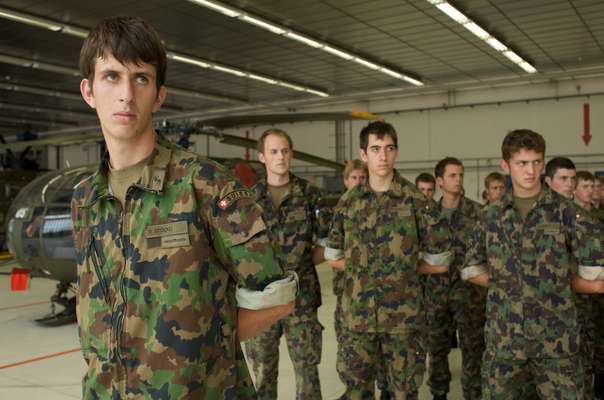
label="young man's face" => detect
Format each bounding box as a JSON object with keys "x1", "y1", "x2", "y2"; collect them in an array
[
  {"x1": 258, "y1": 134, "x2": 292, "y2": 178},
  {"x1": 360, "y1": 134, "x2": 398, "y2": 179},
  {"x1": 80, "y1": 53, "x2": 166, "y2": 144},
  {"x1": 501, "y1": 149, "x2": 544, "y2": 195},
  {"x1": 486, "y1": 180, "x2": 505, "y2": 203},
  {"x1": 575, "y1": 179, "x2": 594, "y2": 205},
  {"x1": 417, "y1": 181, "x2": 435, "y2": 199},
  {"x1": 344, "y1": 168, "x2": 367, "y2": 190},
  {"x1": 545, "y1": 168, "x2": 576, "y2": 199},
  {"x1": 437, "y1": 164, "x2": 464, "y2": 196}
]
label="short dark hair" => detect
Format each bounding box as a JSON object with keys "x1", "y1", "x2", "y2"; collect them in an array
[
  {"x1": 501, "y1": 129, "x2": 546, "y2": 161},
  {"x1": 484, "y1": 172, "x2": 505, "y2": 187},
  {"x1": 576, "y1": 170, "x2": 595, "y2": 183},
  {"x1": 80, "y1": 16, "x2": 167, "y2": 89},
  {"x1": 434, "y1": 157, "x2": 463, "y2": 178},
  {"x1": 257, "y1": 128, "x2": 293, "y2": 154},
  {"x1": 415, "y1": 172, "x2": 435, "y2": 186},
  {"x1": 360, "y1": 121, "x2": 398, "y2": 150},
  {"x1": 545, "y1": 157, "x2": 576, "y2": 179}
]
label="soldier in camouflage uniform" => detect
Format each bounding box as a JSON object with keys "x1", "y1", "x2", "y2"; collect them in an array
[
  {"x1": 424, "y1": 157, "x2": 486, "y2": 400},
  {"x1": 592, "y1": 176, "x2": 604, "y2": 399},
  {"x1": 73, "y1": 17, "x2": 296, "y2": 399},
  {"x1": 325, "y1": 121, "x2": 452, "y2": 400},
  {"x1": 244, "y1": 129, "x2": 332, "y2": 400},
  {"x1": 462, "y1": 129, "x2": 604, "y2": 399},
  {"x1": 415, "y1": 173, "x2": 436, "y2": 200}
]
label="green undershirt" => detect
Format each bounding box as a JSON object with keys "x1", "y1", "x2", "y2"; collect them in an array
[
  {"x1": 514, "y1": 192, "x2": 540, "y2": 220},
  {"x1": 268, "y1": 182, "x2": 291, "y2": 208},
  {"x1": 108, "y1": 157, "x2": 149, "y2": 207}
]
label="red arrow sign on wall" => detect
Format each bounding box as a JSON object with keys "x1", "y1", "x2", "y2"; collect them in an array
[{"x1": 583, "y1": 102, "x2": 592, "y2": 146}]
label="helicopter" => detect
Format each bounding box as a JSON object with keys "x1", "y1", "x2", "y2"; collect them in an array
[{"x1": 2, "y1": 111, "x2": 380, "y2": 325}]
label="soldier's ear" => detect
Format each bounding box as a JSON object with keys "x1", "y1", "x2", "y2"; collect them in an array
[
  {"x1": 500, "y1": 159, "x2": 510, "y2": 175},
  {"x1": 436, "y1": 176, "x2": 444, "y2": 188},
  {"x1": 359, "y1": 148, "x2": 368, "y2": 163},
  {"x1": 80, "y1": 79, "x2": 95, "y2": 109},
  {"x1": 544, "y1": 176, "x2": 552, "y2": 186},
  {"x1": 258, "y1": 151, "x2": 266, "y2": 164}
]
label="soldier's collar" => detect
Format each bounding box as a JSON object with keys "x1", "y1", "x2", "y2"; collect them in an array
[
  {"x1": 359, "y1": 171, "x2": 406, "y2": 198},
  {"x1": 86, "y1": 133, "x2": 171, "y2": 206},
  {"x1": 257, "y1": 173, "x2": 304, "y2": 198},
  {"x1": 501, "y1": 185, "x2": 551, "y2": 209},
  {"x1": 134, "y1": 134, "x2": 171, "y2": 193}
]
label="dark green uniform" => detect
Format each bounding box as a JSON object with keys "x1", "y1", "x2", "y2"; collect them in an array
[
  {"x1": 462, "y1": 187, "x2": 604, "y2": 399},
  {"x1": 326, "y1": 172, "x2": 451, "y2": 399},
  {"x1": 424, "y1": 196, "x2": 486, "y2": 399},
  {"x1": 71, "y1": 135, "x2": 294, "y2": 399},
  {"x1": 244, "y1": 173, "x2": 332, "y2": 400}
]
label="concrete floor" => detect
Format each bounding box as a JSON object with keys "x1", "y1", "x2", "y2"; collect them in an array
[{"x1": 0, "y1": 261, "x2": 464, "y2": 399}]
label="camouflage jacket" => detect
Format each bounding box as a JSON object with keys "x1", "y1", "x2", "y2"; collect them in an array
[
  {"x1": 253, "y1": 173, "x2": 331, "y2": 312},
  {"x1": 71, "y1": 135, "x2": 288, "y2": 399},
  {"x1": 425, "y1": 196, "x2": 486, "y2": 296},
  {"x1": 462, "y1": 186, "x2": 604, "y2": 360},
  {"x1": 326, "y1": 172, "x2": 452, "y2": 334}
]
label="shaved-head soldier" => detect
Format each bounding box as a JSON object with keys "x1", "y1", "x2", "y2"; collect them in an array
[{"x1": 245, "y1": 128, "x2": 332, "y2": 400}]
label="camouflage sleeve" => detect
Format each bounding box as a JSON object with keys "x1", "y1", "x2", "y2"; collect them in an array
[
  {"x1": 567, "y1": 205, "x2": 604, "y2": 281},
  {"x1": 309, "y1": 186, "x2": 332, "y2": 247},
  {"x1": 195, "y1": 164, "x2": 289, "y2": 293},
  {"x1": 417, "y1": 198, "x2": 452, "y2": 266},
  {"x1": 460, "y1": 210, "x2": 488, "y2": 280},
  {"x1": 325, "y1": 197, "x2": 345, "y2": 260}
]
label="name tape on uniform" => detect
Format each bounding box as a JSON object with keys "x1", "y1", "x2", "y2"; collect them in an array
[
  {"x1": 145, "y1": 220, "x2": 188, "y2": 238},
  {"x1": 218, "y1": 190, "x2": 252, "y2": 210}
]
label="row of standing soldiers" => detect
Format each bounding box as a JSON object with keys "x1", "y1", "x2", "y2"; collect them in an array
[{"x1": 244, "y1": 123, "x2": 604, "y2": 400}]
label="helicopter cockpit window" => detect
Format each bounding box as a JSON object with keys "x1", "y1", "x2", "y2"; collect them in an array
[{"x1": 42, "y1": 206, "x2": 75, "y2": 260}]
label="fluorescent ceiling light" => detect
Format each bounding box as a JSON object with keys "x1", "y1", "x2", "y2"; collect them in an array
[
  {"x1": 284, "y1": 32, "x2": 322, "y2": 48},
  {"x1": 428, "y1": 1, "x2": 537, "y2": 74},
  {"x1": 518, "y1": 62, "x2": 537, "y2": 74},
  {"x1": 436, "y1": 3, "x2": 467, "y2": 24},
  {"x1": 486, "y1": 38, "x2": 508, "y2": 52},
  {"x1": 354, "y1": 58, "x2": 380, "y2": 70},
  {"x1": 0, "y1": 6, "x2": 328, "y2": 96},
  {"x1": 305, "y1": 89, "x2": 329, "y2": 97},
  {"x1": 464, "y1": 22, "x2": 489, "y2": 40},
  {"x1": 503, "y1": 51, "x2": 522, "y2": 64},
  {"x1": 403, "y1": 76, "x2": 424, "y2": 86},
  {"x1": 187, "y1": 0, "x2": 240, "y2": 17},
  {"x1": 248, "y1": 74, "x2": 277, "y2": 84},
  {"x1": 322, "y1": 46, "x2": 354, "y2": 60},
  {"x1": 189, "y1": 0, "x2": 423, "y2": 86},
  {"x1": 213, "y1": 65, "x2": 246, "y2": 77},
  {"x1": 241, "y1": 15, "x2": 285, "y2": 34},
  {"x1": 380, "y1": 68, "x2": 404, "y2": 79},
  {"x1": 167, "y1": 53, "x2": 211, "y2": 68}
]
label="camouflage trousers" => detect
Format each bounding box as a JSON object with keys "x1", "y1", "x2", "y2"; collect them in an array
[
  {"x1": 481, "y1": 354, "x2": 584, "y2": 400},
  {"x1": 244, "y1": 309, "x2": 323, "y2": 400},
  {"x1": 339, "y1": 329, "x2": 426, "y2": 400},
  {"x1": 334, "y1": 296, "x2": 390, "y2": 394},
  {"x1": 593, "y1": 295, "x2": 604, "y2": 374},
  {"x1": 576, "y1": 294, "x2": 595, "y2": 400},
  {"x1": 424, "y1": 276, "x2": 486, "y2": 399}
]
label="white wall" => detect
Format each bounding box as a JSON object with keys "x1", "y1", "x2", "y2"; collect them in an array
[{"x1": 217, "y1": 77, "x2": 604, "y2": 202}]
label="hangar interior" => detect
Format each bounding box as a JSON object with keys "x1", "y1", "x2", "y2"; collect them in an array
[{"x1": 0, "y1": 1, "x2": 603, "y2": 399}]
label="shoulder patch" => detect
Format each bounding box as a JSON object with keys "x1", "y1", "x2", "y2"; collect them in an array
[{"x1": 218, "y1": 189, "x2": 253, "y2": 209}]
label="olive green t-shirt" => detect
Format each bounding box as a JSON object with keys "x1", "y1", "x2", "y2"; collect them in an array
[
  {"x1": 108, "y1": 157, "x2": 149, "y2": 206},
  {"x1": 514, "y1": 192, "x2": 540, "y2": 220},
  {"x1": 268, "y1": 182, "x2": 291, "y2": 208}
]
